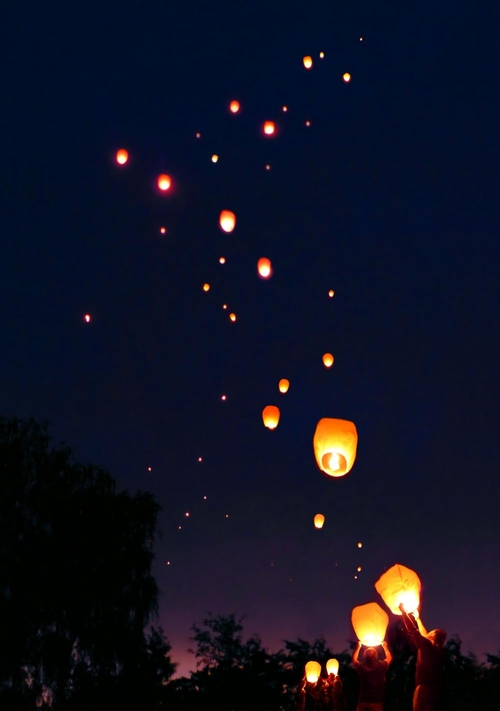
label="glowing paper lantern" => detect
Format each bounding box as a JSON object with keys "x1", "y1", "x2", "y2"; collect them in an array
[
  {"x1": 314, "y1": 513, "x2": 325, "y2": 529},
  {"x1": 328, "y1": 290, "x2": 335, "y2": 298},
  {"x1": 305, "y1": 661, "x2": 321, "y2": 683},
  {"x1": 84, "y1": 314, "x2": 91, "y2": 323},
  {"x1": 257, "y1": 257, "x2": 272, "y2": 278},
  {"x1": 229, "y1": 313, "x2": 236, "y2": 322},
  {"x1": 202, "y1": 283, "x2": 210, "y2": 292},
  {"x1": 263, "y1": 121, "x2": 275, "y2": 136},
  {"x1": 219, "y1": 210, "x2": 236, "y2": 233},
  {"x1": 160, "y1": 227, "x2": 166, "y2": 234},
  {"x1": 351, "y1": 603, "x2": 389, "y2": 646},
  {"x1": 262, "y1": 405, "x2": 280, "y2": 430},
  {"x1": 323, "y1": 353, "x2": 334, "y2": 368},
  {"x1": 343, "y1": 72, "x2": 351, "y2": 82},
  {"x1": 229, "y1": 100, "x2": 240, "y2": 113},
  {"x1": 116, "y1": 149, "x2": 128, "y2": 165},
  {"x1": 278, "y1": 378, "x2": 289, "y2": 393},
  {"x1": 375, "y1": 564, "x2": 421, "y2": 615},
  {"x1": 326, "y1": 659, "x2": 339, "y2": 676},
  {"x1": 157, "y1": 174, "x2": 171, "y2": 191},
  {"x1": 219, "y1": 257, "x2": 226, "y2": 264},
  {"x1": 313, "y1": 418, "x2": 358, "y2": 477},
  {"x1": 303, "y1": 55, "x2": 313, "y2": 69},
  {"x1": 319, "y1": 51, "x2": 325, "y2": 59},
  {"x1": 211, "y1": 154, "x2": 219, "y2": 163}
]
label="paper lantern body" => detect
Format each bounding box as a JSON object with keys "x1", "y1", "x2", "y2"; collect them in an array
[
  {"x1": 219, "y1": 210, "x2": 236, "y2": 232},
  {"x1": 323, "y1": 353, "x2": 334, "y2": 367},
  {"x1": 351, "y1": 602, "x2": 389, "y2": 646},
  {"x1": 314, "y1": 513, "x2": 325, "y2": 529},
  {"x1": 326, "y1": 658, "x2": 339, "y2": 676},
  {"x1": 313, "y1": 418, "x2": 358, "y2": 477},
  {"x1": 257, "y1": 257, "x2": 272, "y2": 278},
  {"x1": 278, "y1": 378, "x2": 289, "y2": 393},
  {"x1": 262, "y1": 405, "x2": 280, "y2": 430},
  {"x1": 375, "y1": 563, "x2": 421, "y2": 615},
  {"x1": 305, "y1": 660, "x2": 321, "y2": 683}
]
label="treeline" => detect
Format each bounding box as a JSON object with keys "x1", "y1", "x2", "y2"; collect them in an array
[{"x1": 1, "y1": 417, "x2": 499, "y2": 710}]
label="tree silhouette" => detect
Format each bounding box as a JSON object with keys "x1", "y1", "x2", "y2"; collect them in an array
[{"x1": 0, "y1": 417, "x2": 176, "y2": 709}]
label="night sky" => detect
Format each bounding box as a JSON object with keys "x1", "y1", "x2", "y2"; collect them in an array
[{"x1": 3, "y1": 1, "x2": 499, "y2": 678}]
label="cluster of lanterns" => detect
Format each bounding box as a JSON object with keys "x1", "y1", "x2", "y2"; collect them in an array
[{"x1": 305, "y1": 658, "x2": 339, "y2": 683}]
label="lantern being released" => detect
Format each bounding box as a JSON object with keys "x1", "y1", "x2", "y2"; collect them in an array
[
  {"x1": 219, "y1": 210, "x2": 236, "y2": 233},
  {"x1": 262, "y1": 405, "x2": 280, "y2": 430},
  {"x1": 305, "y1": 660, "x2": 321, "y2": 683},
  {"x1": 278, "y1": 378, "x2": 289, "y2": 393},
  {"x1": 351, "y1": 602, "x2": 389, "y2": 647},
  {"x1": 326, "y1": 658, "x2": 339, "y2": 676},
  {"x1": 313, "y1": 418, "x2": 358, "y2": 477},
  {"x1": 314, "y1": 513, "x2": 325, "y2": 529},
  {"x1": 375, "y1": 563, "x2": 421, "y2": 615}
]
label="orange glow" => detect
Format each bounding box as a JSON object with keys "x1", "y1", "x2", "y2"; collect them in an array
[
  {"x1": 314, "y1": 513, "x2": 325, "y2": 529},
  {"x1": 84, "y1": 314, "x2": 91, "y2": 323},
  {"x1": 195, "y1": 132, "x2": 201, "y2": 138},
  {"x1": 305, "y1": 120, "x2": 311, "y2": 127},
  {"x1": 198, "y1": 457, "x2": 203, "y2": 461},
  {"x1": 229, "y1": 313, "x2": 236, "y2": 322},
  {"x1": 326, "y1": 658, "x2": 338, "y2": 675},
  {"x1": 323, "y1": 353, "x2": 334, "y2": 368},
  {"x1": 229, "y1": 100, "x2": 240, "y2": 113},
  {"x1": 265, "y1": 164, "x2": 271, "y2": 170},
  {"x1": 313, "y1": 418, "x2": 358, "y2": 478},
  {"x1": 211, "y1": 154, "x2": 219, "y2": 163},
  {"x1": 157, "y1": 174, "x2": 172, "y2": 191},
  {"x1": 375, "y1": 564, "x2": 421, "y2": 615},
  {"x1": 160, "y1": 227, "x2": 166, "y2": 234},
  {"x1": 357, "y1": 566, "x2": 362, "y2": 572},
  {"x1": 278, "y1": 378, "x2": 289, "y2": 393},
  {"x1": 305, "y1": 661, "x2": 321, "y2": 683},
  {"x1": 319, "y1": 51, "x2": 325, "y2": 59},
  {"x1": 222, "y1": 304, "x2": 227, "y2": 309},
  {"x1": 219, "y1": 257, "x2": 226, "y2": 264},
  {"x1": 185, "y1": 512, "x2": 190, "y2": 517},
  {"x1": 202, "y1": 283, "x2": 210, "y2": 292},
  {"x1": 328, "y1": 289, "x2": 335, "y2": 297},
  {"x1": 282, "y1": 105, "x2": 288, "y2": 112},
  {"x1": 263, "y1": 121, "x2": 276, "y2": 136},
  {"x1": 262, "y1": 405, "x2": 280, "y2": 430},
  {"x1": 343, "y1": 72, "x2": 351, "y2": 82},
  {"x1": 358, "y1": 542, "x2": 363, "y2": 548},
  {"x1": 219, "y1": 210, "x2": 236, "y2": 233},
  {"x1": 303, "y1": 55, "x2": 313, "y2": 69},
  {"x1": 221, "y1": 395, "x2": 227, "y2": 400},
  {"x1": 116, "y1": 149, "x2": 128, "y2": 165},
  {"x1": 257, "y1": 257, "x2": 272, "y2": 278}
]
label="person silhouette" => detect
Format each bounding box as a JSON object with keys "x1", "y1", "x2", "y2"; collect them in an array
[{"x1": 352, "y1": 640, "x2": 392, "y2": 710}]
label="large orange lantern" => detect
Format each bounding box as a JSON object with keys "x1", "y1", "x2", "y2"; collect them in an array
[
  {"x1": 303, "y1": 55, "x2": 313, "y2": 69},
  {"x1": 351, "y1": 603, "x2": 389, "y2": 646},
  {"x1": 313, "y1": 418, "x2": 358, "y2": 477},
  {"x1": 219, "y1": 210, "x2": 236, "y2": 233},
  {"x1": 305, "y1": 660, "x2": 321, "y2": 683},
  {"x1": 116, "y1": 149, "x2": 128, "y2": 165},
  {"x1": 375, "y1": 563, "x2": 421, "y2": 615},
  {"x1": 257, "y1": 257, "x2": 272, "y2": 278},
  {"x1": 323, "y1": 353, "x2": 334, "y2": 368},
  {"x1": 278, "y1": 378, "x2": 289, "y2": 393},
  {"x1": 326, "y1": 658, "x2": 339, "y2": 676},
  {"x1": 314, "y1": 513, "x2": 325, "y2": 529},
  {"x1": 262, "y1": 405, "x2": 280, "y2": 430}
]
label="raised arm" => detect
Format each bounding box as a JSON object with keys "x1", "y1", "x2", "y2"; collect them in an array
[
  {"x1": 399, "y1": 603, "x2": 418, "y2": 635},
  {"x1": 352, "y1": 640, "x2": 362, "y2": 664},
  {"x1": 381, "y1": 640, "x2": 392, "y2": 665}
]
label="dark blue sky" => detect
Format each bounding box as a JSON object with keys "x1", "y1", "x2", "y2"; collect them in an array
[{"x1": 3, "y1": 1, "x2": 499, "y2": 676}]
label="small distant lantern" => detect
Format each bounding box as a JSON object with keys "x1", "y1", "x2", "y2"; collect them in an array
[
  {"x1": 314, "y1": 513, "x2": 325, "y2": 529},
  {"x1": 323, "y1": 353, "x2": 334, "y2": 368},
  {"x1": 263, "y1": 121, "x2": 276, "y2": 136},
  {"x1": 303, "y1": 56, "x2": 313, "y2": 69},
  {"x1": 257, "y1": 257, "x2": 272, "y2": 278},
  {"x1": 343, "y1": 72, "x2": 351, "y2": 82},
  {"x1": 211, "y1": 154, "x2": 219, "y2": 163},
  {"x1": 219, "y1": 210, "x2": 236, "y2": 233},
  {"x1": 326, "y1": 658, "x2": 339, "y2": 676},
  {"x1": 351, "y1": 602, "x2": 389, "y2": 647},
  {"x1": 229, "y1": 100, "x2": 240, "y2": 113},
  {"x1": 375, "y1": 563, "x2": 421, "y2": 615},
  {"x1": 313, "y1": 418, "x2": 358, "y2": 477},
  {"x1": 328, "y1": 290, "x2": 335, "y2": 298},
  {"x1": 157, "y1": 174, "x2": 171, "y2": 191},
  {"x1": 262, "y1": 405, "x2": 280, "y2": 430},
  {"x1": 116, "y1": 149, "x2": 128, "y2": 165},
  {"x1": 229, "y1": 313, "x2": 236, "y2": 322},
  {"x1": 305, "y1": 660, "x2": 321, "y2": 683},
  {"x1": 278, "y1": 378, "x2": 289, "y2": 393}
]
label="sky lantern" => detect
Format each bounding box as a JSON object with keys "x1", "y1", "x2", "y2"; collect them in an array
[
  {"x1": 160, "y1": 227, "x2": 167, "y2": 234},
  {"x1": 219, "y1": 257, "x2": 226, "y2": 264},
  {"x1": 83, "y1": 314, "x2": 91, "y2": 323},
  {"x1": 375, "y1": 564, "x2": 421, "y2": 615},
  {"x1": 211, "y1": 154, "x2": 219, "y2": 163},
  {"x1": 263, "y1": 121, "x2": 276, "y2": 136},
  {"x1": 303, "y1": 55, "x2": 313, "y2": 69},
  {"x1": 314, "y1": 513, "x2": 325, "y2": 529},
  {"x1": 116, "y1": 149, "x2": 128, "y2": 165},
  {"x1": 257, "y1": 257, "x2": 272, "y2": 278},
  {"x1": 326, "y1": 659, "x2": 339, "y2": 676},
  {"x1": 202, "y1": 283, "x2": 210, "y2": 292},
  {"x1": 319, "y1": 51, "x2": 325, "y2": 58},
  {"x1": 157, "y1": 174, "x2": 171, "y2": 191},
  {"x1": 358, "y1": 542, "x2": 363, "y2": 548},
  {"x1": 262, "y1": 405, "x2": 280, "y2": 430},
  {"x1": 351, "y1": 603, "x2": 389, "y2": 647},
  {"x1": 328, "y1": 290, "x2": 334, "y2": 298},
  {"x1": 313, "y1": 418, "x2": 358, "y2": 477},
  {"x1": 229, "y1": 313, "x2": 236, "y2": 322},
  {"x1": 278, "y1": 378, "x2": 289, "y2": 393},
  {"x1": 219, "y1": 210, "x2": 236, "y2": 233},
  {"x1": 323, "y1": 353, "x2": 334, "y2": 368},
  {"x1": 343, "y1": 72, "x2": 351, "y2": 82},
  {"x1": 229, "y1": 100, "x2": 240, "y2": 113},
  {"x1": 305, "y1": 661, "x2": 321, "y2": 683}
]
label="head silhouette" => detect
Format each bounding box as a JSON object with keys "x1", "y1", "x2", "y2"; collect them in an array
[
  {"x1": 364, "y1": 647, "x2": 378, "y2": 665},
  {"x1": 427, "y1": 629, "x2": 446, "y2": 647}
]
